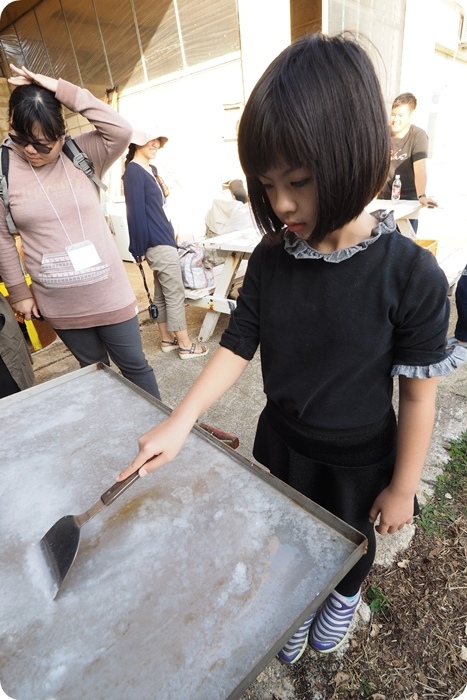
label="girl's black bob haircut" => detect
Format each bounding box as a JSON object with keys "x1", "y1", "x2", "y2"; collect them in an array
[
  {"x1": 238, "y1": 33, "x2": 391, "y2": 245},
  {"x1": 9, "y1": 83, "x2": 66, "y2": 143}
]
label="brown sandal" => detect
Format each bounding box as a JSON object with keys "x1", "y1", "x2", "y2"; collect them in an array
[{"x1": 161, "y1": 339, "x2": 179, "y2": 353}]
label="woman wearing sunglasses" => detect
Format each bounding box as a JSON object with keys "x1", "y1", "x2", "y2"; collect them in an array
[{"x1": 0, "y1": 65, "x2": 160, "y2": 399}]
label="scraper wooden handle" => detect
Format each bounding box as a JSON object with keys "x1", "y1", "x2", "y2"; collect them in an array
[{"x1": 100, "y1": 471, "x2": 141, "y2": 506}]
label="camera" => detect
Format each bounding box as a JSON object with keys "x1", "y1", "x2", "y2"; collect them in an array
[{"x1": 148, "y1": 303, "x2": 159, "y2": 320}]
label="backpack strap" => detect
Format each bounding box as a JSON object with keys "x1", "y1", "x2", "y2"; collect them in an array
[
  {"x1": 62, "y1": 135, "x2": 108, "y2": 192},
  {"x1": 0, "y1": 145, "x2": 18, "y2": 234},
  {"x1": 0, "y1": 135, "x2": 108, "y2": 235}
]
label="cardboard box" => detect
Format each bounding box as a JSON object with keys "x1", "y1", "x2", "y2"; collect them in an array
[{"x1": 416, "y1": 239, "x2": 438, "y2": 257}]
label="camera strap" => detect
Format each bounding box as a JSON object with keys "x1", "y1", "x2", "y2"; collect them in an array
[{"x1": 137, "y1": 262, "x2": 153, "y2": 305}]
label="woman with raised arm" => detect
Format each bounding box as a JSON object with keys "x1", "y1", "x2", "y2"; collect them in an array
[{"x1": 0, "y1": 65, "x2": 159, "y2": 398}]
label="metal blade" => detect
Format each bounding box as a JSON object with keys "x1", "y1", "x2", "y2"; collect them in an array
[{"x1": 39, "y1": 515, "x2": 81, "y2": 599}]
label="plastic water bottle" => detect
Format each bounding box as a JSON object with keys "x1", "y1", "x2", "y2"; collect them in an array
[{"x1": 391, "y1": 174, "x2": 401, "y2": 201}]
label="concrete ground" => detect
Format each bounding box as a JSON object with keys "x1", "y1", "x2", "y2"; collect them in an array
[{"x1": 27, "y1": 252, "x2": 467, "y2": 700}]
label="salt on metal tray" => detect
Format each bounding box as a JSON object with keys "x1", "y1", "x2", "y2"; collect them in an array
[{"x1": 0, "y1": 364, "x2": 366, "y2": 700}]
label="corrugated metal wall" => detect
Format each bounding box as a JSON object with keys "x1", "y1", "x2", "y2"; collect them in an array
[{"x1": 0, "y1": 0, "x2": 240, "y2": 96}]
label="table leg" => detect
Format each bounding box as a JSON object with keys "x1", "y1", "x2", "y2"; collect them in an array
[
  {"x1": 397, "y1": 218, "x2": 416, "y2": 239},
  {"x1": 197, "y1": 310, "x2": 222, "y2": 343},
  {"x1": 196, "y1": 253, "x2": 242, "y2": 342}
]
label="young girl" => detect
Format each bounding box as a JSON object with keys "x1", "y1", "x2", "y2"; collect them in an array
[
  {"x1": 123, "y1": 131, "x2": 208, "y2": 359},
  {"x1": 118, "y1": 34, "x2": 466, "y2": 662}
]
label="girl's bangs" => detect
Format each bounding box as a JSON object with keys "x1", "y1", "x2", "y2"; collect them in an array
[{"x1": 240, "y1": 106, "x2": 308, "y2": 178}]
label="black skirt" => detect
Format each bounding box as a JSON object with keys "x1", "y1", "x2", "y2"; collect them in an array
[{"x1": 253, "y1": 400, "x2": 419, "y2": 594}]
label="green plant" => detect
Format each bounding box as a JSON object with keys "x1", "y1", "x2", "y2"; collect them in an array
[
  {"x1": 418, "y1": 502, "x2": 443, "y2": 535},
  {"x1": 366, "y1": 584, "x2": 390, "y2": 614},
  {"x1": 358, "y1": 675, "x2": 375, "y2": 697},
  {"x1": 433, "y1": 435, "x2": 467, "y2": 515},
  {"x1": 417, "y1": 434, "x2": 467, "y2": 535}
]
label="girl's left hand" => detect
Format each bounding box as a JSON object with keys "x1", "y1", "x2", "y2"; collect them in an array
[
  {"x1": 8, "y1": 64, "x2": 58, "y2": 93},
  {"x1": 369, "y1": 485, "x2": 414, "y2": 535}
]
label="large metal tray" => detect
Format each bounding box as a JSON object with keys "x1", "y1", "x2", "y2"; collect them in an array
[{"x1": 0, "y1": 364, "x2": 366, "y2": 700}]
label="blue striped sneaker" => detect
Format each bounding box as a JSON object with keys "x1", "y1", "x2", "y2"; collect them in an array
[
  {"x1": 277, "y1": 611, "x2": 316, "y2": 664},
  {"x1": 310, "y1": 588, "x2": 361, "y2": 654}
]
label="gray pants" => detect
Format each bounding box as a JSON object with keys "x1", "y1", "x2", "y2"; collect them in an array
[
  {"x1": 55, "y1": 316, "x2": 160, "y2": 399},
  {"x1": 145, "y1": 245, "x2": 187, "y2": 330}
]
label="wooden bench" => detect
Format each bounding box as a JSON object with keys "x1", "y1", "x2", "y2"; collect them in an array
[{"x1": 184, "y1": 261, "x2": 247, "y2": 301}]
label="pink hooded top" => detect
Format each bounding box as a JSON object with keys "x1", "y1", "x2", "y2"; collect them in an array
[{"x1": 0, "y1": 79, "x2": 136, "y2": 329}]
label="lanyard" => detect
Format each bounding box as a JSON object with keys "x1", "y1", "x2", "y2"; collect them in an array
[{"x1": 29, "y1": 153, "x2": 86, "y2": 245}]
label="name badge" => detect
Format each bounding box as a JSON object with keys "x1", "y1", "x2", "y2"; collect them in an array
[{"x1": 66, "y1": 241, "x2": 101, "y2": 271}]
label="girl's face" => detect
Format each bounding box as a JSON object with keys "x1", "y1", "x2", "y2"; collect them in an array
[
  {"x1": 258, "y1": 165, "x2": 317, "y2": 239},
  {"x1": 136, "y1": 139, "x2": 161, "y2": 161},
  {"x1": 9, "y1": 122, "x2": 64, "y2": 168}
]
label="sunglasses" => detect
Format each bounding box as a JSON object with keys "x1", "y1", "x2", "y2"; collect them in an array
[{"x1": 8, "y1": 133, "x2": 56, "y2": 154}]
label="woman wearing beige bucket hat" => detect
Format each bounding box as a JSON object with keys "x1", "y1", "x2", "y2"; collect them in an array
[{"x1": 123, "y1": 129, "x2": 208, "y2": 359}]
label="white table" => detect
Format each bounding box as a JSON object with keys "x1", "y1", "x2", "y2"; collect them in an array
[
  {"x1": 370, "y1": 200, "x2": 467, "y2": 291},
  {"x1": 190, "y1": 200, "x2": 437, "y2": 342},
  {"x1": 436, "y1": 246, "x2": 467, "y2": 294},
  {"x1": 188, "y1": 227, "x2": 261, "y2": 342}
]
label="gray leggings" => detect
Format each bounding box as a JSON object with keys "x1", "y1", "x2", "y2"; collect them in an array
[{"x1": 55, "y1": 316, "x2": 160, "y2": 399}]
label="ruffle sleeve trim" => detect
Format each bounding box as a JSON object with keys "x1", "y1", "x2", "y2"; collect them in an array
[{"x1": 391, "y1": 345, "x2": 467, "y2": 378}]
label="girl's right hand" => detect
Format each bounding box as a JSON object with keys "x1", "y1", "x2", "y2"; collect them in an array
[
  {"x1": 117, "y1": 348, "x2": 248, "y2": 482},
  {"x1": 117, "y1": 416, "x2": 193, "y2": 481},
  {"x1": 8, "y1": 64, "x2": 59, "y2": 93}
]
